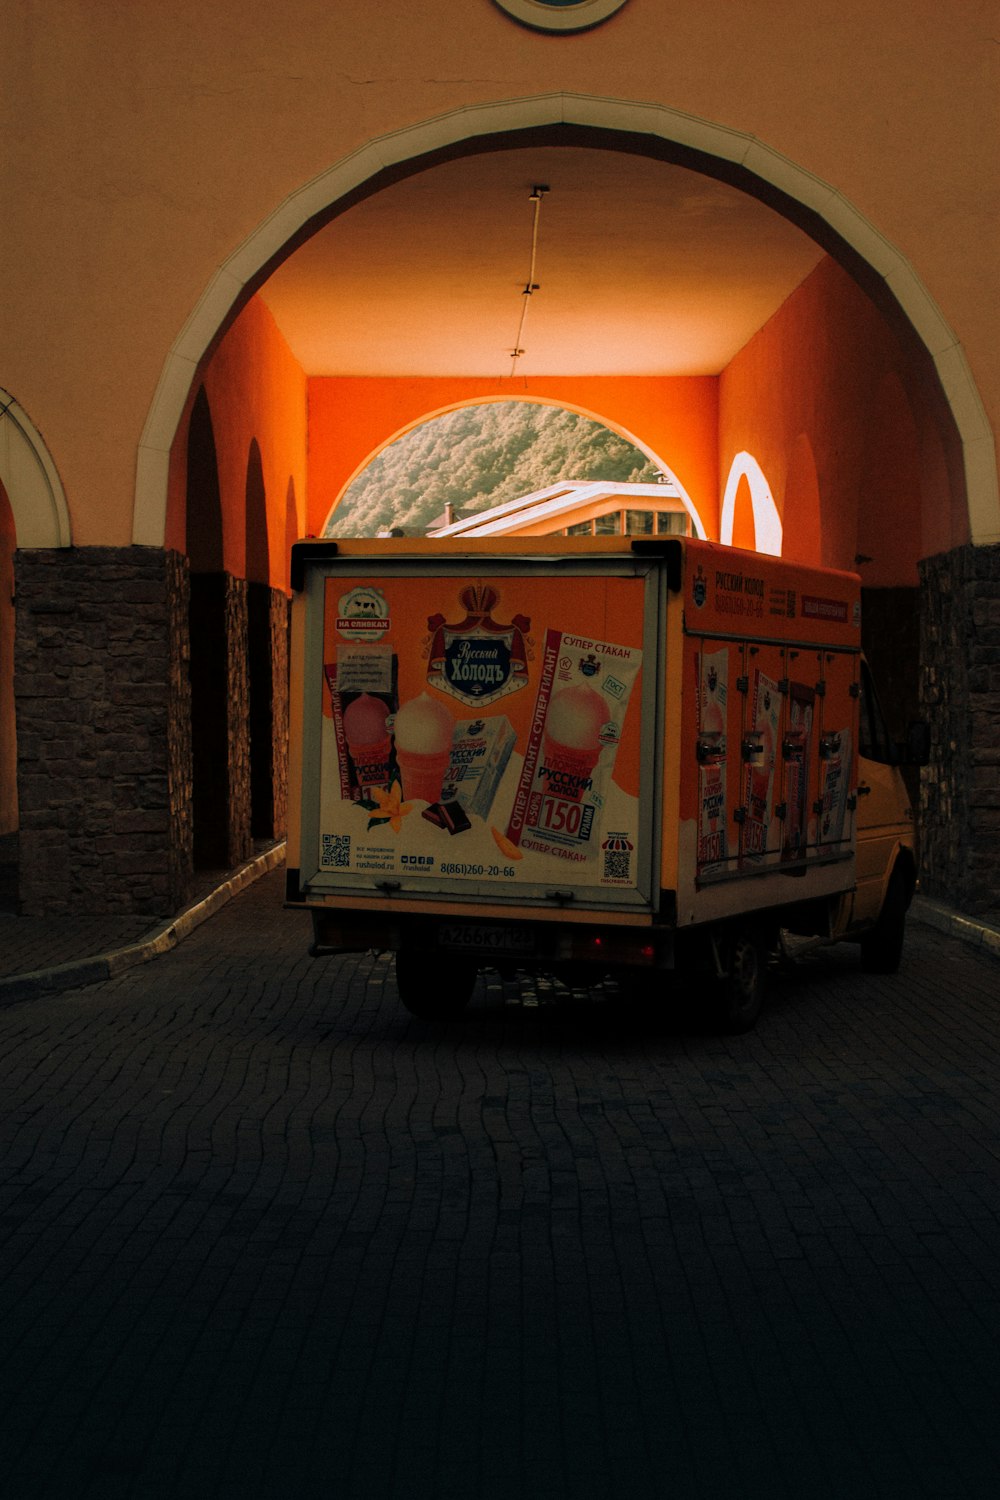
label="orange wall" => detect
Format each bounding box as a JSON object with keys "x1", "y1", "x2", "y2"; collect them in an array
[
  {"x1": 3, "y1": 4, "x2": 995, "y2": 549},
  {"x1": 719, "y1": 257, "x2": 968, "y2": 586},
  {"x1": 172, "y1": 270, "x2": 964, "y2": 592},
  {"x1": 307, "y1": 376, "x2": 719, "y2": 539},
  {"x1": 166, "y1": 297, "x2": 308, "y2": 589}
]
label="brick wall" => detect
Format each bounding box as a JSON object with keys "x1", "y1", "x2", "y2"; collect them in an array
[
  {"x1": 224, "y1": 575, "x2": 253, "y2": 871},
  {"x1": 167, "y1": 551, "x2": 194, "y2": 906},
  {"x1": 920, "y1": 542, "x2": 1000, "y2": 920},
  {"x1": 15, "y1": 547, "x2": 190, "y2": 916}
]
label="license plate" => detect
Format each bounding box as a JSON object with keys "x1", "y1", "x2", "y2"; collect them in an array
[{"x1": 438, "y1": 923, "x2": 535, "y2": 955}]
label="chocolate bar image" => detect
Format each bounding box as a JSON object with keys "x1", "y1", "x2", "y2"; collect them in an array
[{"x1": 421, "y1": 800, "x2": 472, "y2": 835}]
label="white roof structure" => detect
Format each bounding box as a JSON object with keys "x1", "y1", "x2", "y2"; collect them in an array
[{"x1": 427, "y1": 480, "x2": 705, "y2": 539}]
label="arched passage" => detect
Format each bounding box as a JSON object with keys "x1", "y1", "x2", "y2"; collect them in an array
[
  {"x1": 136, "y1": 96, "x2": 996, "y2": 553},
  {"x1": 323, "y1": 396, "x2": 709, "y2": 539},
  {"x1": 141, "y1": 93, "x2": 999, "y2": 924},
  {"x1": 0, "y1": 390, "x2": 72, "y2": 549}
]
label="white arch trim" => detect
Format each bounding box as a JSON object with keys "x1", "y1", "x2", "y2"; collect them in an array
[
  {"x1": 324, "y1": 394, "x2": 708, "y2": 540},
  {"x1": 0, "y1": 390, "x2": 71, "y2": 548},
  {"x1": 134, "y1": 92, "x2": 1000, "y2": 549},
  {"x1": 720, "y1": 453, "x2": 783, "y2": 556}
]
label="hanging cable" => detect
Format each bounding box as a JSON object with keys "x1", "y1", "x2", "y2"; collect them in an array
[{"x1": 509, "y1": 185, "x2": 548, "y2": 377}]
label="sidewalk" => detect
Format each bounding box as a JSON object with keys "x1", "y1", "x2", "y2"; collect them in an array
[
  {"x1": 0, "y1": 855, "x2": 995, "y2": 1007},
  {"x1": 0, "y1": 841, "x2": 286, "y2": 1004},
  {"x1": 911, "y1": 892, "x2": 1000, "y2": 960}
]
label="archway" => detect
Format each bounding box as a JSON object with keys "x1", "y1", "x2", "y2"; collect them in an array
[
  {"x1": 0, "y1": 389, "x2": 72, "y2": 549},
  {"x1": 324, "y1": 397, "x2": 708, "y2": 539},
  {"x1": 136, "y1": 96, "x2": 996, "y2": 552}
]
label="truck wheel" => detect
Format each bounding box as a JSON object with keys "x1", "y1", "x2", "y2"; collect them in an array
[
  {"x1": 860, "y1": 867, "x2": 908, "y2": 975},
  {"x1": 714, "y1": 925, "x2": 767, "y2": 1034},
  {"x1": 395, "y1": 950, "x2": 477, "y2": 1019}
]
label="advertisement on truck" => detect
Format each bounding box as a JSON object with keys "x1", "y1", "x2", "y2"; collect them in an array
[{"x1": 316, "y1": 568, "x2": 650, "y2": 900}]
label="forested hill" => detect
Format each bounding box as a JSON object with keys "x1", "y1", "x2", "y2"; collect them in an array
[{"x1": 326, "y1": 402, "x2": 660, "y2": 536}]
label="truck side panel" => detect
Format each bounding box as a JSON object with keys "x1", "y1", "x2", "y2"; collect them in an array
[{"x1": 673, "y1": 542, "x2": 862, "y2": 927}]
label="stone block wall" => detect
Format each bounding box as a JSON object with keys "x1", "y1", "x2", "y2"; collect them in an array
[
  {"x1": 920, "y1": 542, "x2": 1000, "y2": 920},
  {"x1": 167, "y1": 551, "x2": 194, "y2": 909},
  {"x1": 224, "y1": 575, "x2": 253, "y2": 871},
  {"x1": 13, "y1": 548, "x2": 291, "y2": 918},
  {"x1": 14, "y1": 547, "x2": 193, "y2": 917}
]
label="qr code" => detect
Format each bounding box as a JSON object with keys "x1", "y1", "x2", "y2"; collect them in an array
[
  {"x1": 321, "y1": 833, "x2": 351, "y2": 869},
  {"x1": 603, "y1": 849, "x2": 631, "y2": 882}
]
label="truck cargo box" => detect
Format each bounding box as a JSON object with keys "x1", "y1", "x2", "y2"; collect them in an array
[{"x1": 285, "y1": 536, "x2": 917, "y2": 1027}]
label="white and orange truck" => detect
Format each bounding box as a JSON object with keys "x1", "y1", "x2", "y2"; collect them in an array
[{"x1": 285, "y1": 535, "x2": 927, "y2": 1029}]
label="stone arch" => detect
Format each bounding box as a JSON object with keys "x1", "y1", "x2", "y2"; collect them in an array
[
  {"x1": 0, "y1": 388, "x2": 71, "y2": 548},
  {"x1": 324, "y1": 394, "x2": 708, "y2": 539},
  {"x1": 134, "y1": 94, "x2": 998, "y2": 552}
]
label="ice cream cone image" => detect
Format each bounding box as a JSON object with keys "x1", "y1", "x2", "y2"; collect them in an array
[
  {"x1": 343, "y1": 693, "x2": 392, "y2": 793},
  {"x1": 749, "y1": 720, "x2": 775, "y2": 815},
  {"x1": 393, "y1": 692, "x2": 454, "y2": 804},
  {"x1": 541, "y1": 683, "x2": 606, "y2": 802}
]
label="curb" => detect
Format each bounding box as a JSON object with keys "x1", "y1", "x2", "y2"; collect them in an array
[
  {"x1": 0, "y1": 842, "x2": 286, "y2": 1005},
  {"x1": 910, "y1": 893, "x2": 1000, "y2": 961}
]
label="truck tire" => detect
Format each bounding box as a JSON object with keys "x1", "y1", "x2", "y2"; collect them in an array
[
  {"x1": 395, "y1": 949, "x2": 477, "y2": 1019},
  {"x1": 860, "y1": 866, "x2": 908, "y2": 975},
  {"x1": 714, "y1": 925, "x2": 767, "y2": 1034}
]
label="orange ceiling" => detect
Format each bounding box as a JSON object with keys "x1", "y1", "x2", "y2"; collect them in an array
[{"x1": 259, "y1": 146, "x2": 825, "y2": 379}]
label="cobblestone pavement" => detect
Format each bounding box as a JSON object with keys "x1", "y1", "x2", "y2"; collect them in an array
[{"x1": 1, "y1": 870, "x2": 999, "y2": 1500}]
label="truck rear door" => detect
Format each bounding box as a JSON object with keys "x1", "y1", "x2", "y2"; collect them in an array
[{"x1": 292, "y1": 547, "x2": 663, "y2": 917}]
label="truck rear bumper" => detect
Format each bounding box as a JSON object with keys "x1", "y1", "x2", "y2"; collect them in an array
[{"x1": 305, "y1": 905, "x2": 674, "y2": 972}]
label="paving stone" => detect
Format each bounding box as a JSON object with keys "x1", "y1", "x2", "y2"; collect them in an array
[{"x1": 0, "y1": 873, "x2": 1000, "y2": 1496}]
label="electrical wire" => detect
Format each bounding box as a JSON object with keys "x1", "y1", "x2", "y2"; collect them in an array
[{"x1": 509, "y1": 186, "x2": 547, "y2": 377}]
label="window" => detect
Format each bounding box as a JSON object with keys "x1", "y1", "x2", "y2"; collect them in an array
[{"x1": 858, "y1": 659, "x2": 896, "y2": 765}]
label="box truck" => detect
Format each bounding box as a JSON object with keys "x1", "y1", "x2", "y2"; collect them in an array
[{"x1": 285, "y1": 536, "x2": 925, "y2": 1030}]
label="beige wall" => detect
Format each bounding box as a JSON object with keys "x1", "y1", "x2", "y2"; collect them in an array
[{"x1": 3, "y1": 2, "x2": 996, "y2": 549}]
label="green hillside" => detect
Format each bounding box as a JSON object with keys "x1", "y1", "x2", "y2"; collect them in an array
[{"x1": 325, "y1": 402, "x2": 660, "y2": 536}]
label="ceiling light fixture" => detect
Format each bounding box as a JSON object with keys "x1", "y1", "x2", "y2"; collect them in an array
[{"x1": 509, "y1": 184, "x2": 548, "y2": 377}]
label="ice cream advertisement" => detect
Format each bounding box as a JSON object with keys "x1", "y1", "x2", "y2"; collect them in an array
[
  {"x1": 696, "y1": 647, "x2": 729, "y2": 876},
  {"x1": 781, "y1": 683, "x2": 815, "y2": 863},
  {"x1": 818, "y1": 725, "x2": 853, "y2": 855},
  {"x1": 741, "y1": 668, "x2": 782, "y2": 866},
  {"x1": 504, "y1": 629, "x2": 642, "y2": 870},
  {"x1": 316, "y1": 575, "x2": 646, "y2": 894}
]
